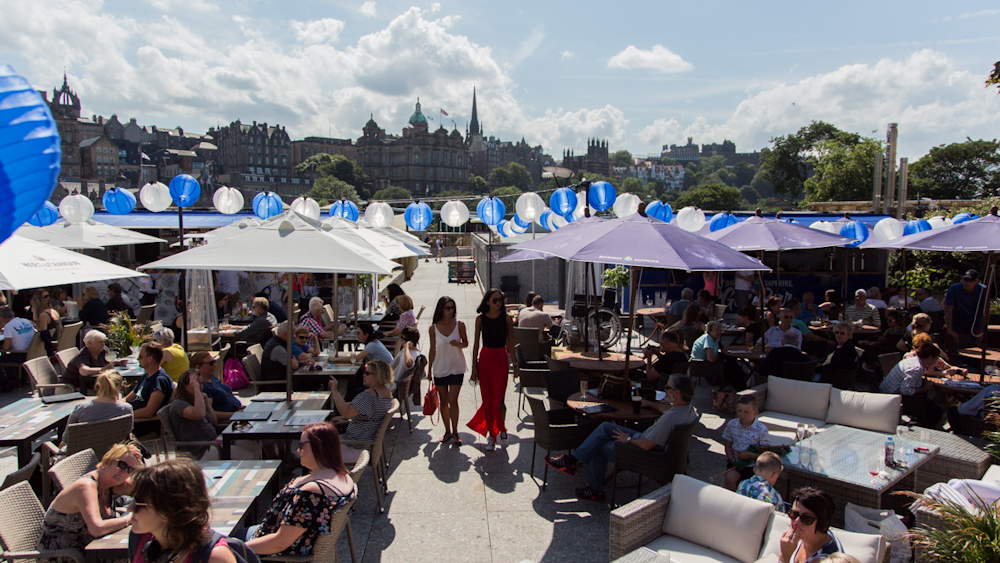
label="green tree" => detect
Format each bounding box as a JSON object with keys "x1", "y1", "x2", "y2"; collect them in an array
[
  {"x1": 294, "y1": 153, "x2": 335, "y2": 175},
  {"x1": 507, "y1": 163, "x2": 533, "y2": 191},
  {"x1": 987, "y1": 61, "x2": 1000, "y2": 92},
  {"x1": 490, "y1": 186, "x2": 522, "y2": 212},
  {"x1": 674, "y1": 183, "x2": 743, "y2": 211},
  {"x1": 487, "y1": 167, "x2": 509, "y2": 189},
  {"x1": 740, "y1": 186, "x2": 760, "y2": 205},
  {"x1": 469, "y1": 174, "x2": 489, "y2": 194},
  {"x1": 803, "y1": 137, "x2": 883, "y2": 203},
  {"x1": 660, "y1": 156, "x2": 677, "y2": 166},
  {"x1": 316, "y1": 155, "x2": 372, "y2": 199},
  {"x1": 759, "y1": 121, "x2": 861, "y2": 201},
  {"x1": 307, "y1": 176, "x2": 359, "y2": 206},
  {"x1": 908, "y1": 139, "x2": 1000, "y2": 200},
  {"x1": 620, "y1": 177, "x2": 644, "y2": 196},
  {"x1": 611, "y1": 150, "x2": 634, "y2": 167},
  {"x1": 371, "y1": 186, "x2": 412, "y2": 201},
  {"x1": 661, "y1": 189, "x2": 680, "y2": 204},
  {"x1": 750, "y1": 167, "x2": 775, "y2": 199},
  {"x1": 733, "y1": 162, "x2": 756, "y2": 186}
]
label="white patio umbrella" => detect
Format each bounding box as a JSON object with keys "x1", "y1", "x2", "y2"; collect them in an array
[
  {"x1": 356, "y1": 219, "x2": 431, "y2": 249},
  {"x1": 45, "y1": 220, "x2": 166, "y2": 246},
  {"x1": 321, "y1": 217, "x2": 429, "y2": 259},
  {"x1": 13, "y1": 225, "x2": 103, "y2": 250},
  {"x1": 0, "y1": 235, "x2": 146, "y2": 290}
]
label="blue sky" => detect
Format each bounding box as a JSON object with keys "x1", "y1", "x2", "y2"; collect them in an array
[{"x1": 2, "y1": 0, "x2": 998, "y2": 160}]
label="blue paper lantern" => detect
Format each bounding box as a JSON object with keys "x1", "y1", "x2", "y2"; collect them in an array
[
  {"x1": 476, "y1": 197, "x2": 505, "y2": 226},
  {"x1": 539, "y1": 209, "x2": 552, "y2": 231},
  {"x1": 168, "y1": 174, "x2": 201, "y2": 208},
  {"x1": 709, "y1": 212, "x2": 738, "y2": 232},
  {"x1": 27, "y1": 201, "x2": 59, "y2": 226},
  {"x1": 512, "y1": 213, "x2": 530, "y2": 229},
  {"x1": 840, "y1": 220, "x2": 869, "y2": 248},
  {"x1": 953, "y1": 212, "x2": 978, "y2": 225},
  {"x1": 549, "y1": 187, "x2": 577, "y2": 218},
  {"x1": 0, "y1": 64, "x2": 62, "y2": 245},
  {"x1": 102, "y1": 187, "x2": 136, "y2": 215},
  {"x1": 588, "y1": 181, "x2": 617, "y2": 212},
  {"x1": 496, "y1": 219, "x2": 509, "y2": 237},
  {"x1": 404, "y1": 201, "x2": 432, "y2": 230},
  {"x1": 645, "y1": 201, "x2": 673, "y2": 223},
  {"x1": 329, "y1": 199, "x2": 360, "y2": 221},
  {"x1": 252, "y1": 191, "x2": 283, "y2": 220},
  {"x1": 902, "y1": 219, "x2": 932, "y2": 236}
]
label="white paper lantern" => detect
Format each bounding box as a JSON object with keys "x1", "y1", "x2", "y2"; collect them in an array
[
  {"x1": 809, "y1": 220, "x2": 839, "y2": 234},
  {"x1": 140, "y1": 181, "x2": 172, "y2": 212},
  {"x1": 551, "y1": 214, "x2": 569, "y2": 229},
  {"x1": 501, "y1": 221, "x2": 516, "y2": 237},
  {"x1": 509, "y1": 219, "x2": 528, "y2": 234},
  {"x1": 612, "y1": 193, "x2": 640, "y2": 218},
  {"x1": 291, "y1": 196, "x2": 321, "y2": 220},
  {"x1": 441, "y1": 200, "x2": 470, "y2": 228},
  {"x1": 59, "y1": 194, "x2": 95, "y2": 223},
  {"x1": 872, "y1": 218, "x2": 904, "y2": 242},
  {"x1": 926, "y1": 216, "x2": 953, "y2": 230},
  {"x1": 213, "y1": 186, "x2": 244, "y2": 214},
  {"x1": 573, "y1": 191, "x2": 588, "y2": 219},
  {"x1": 675, "y1": 206, "x2": 705, "y2": 232},
  {"x1": 364, "y1": 202, "x2": 394, "y2": 228},
  {"x1": 515, "y1": 192, "x2": 545, "y2": 222},
  {"x1": 534, "y1": 207, "x2": 551, "y2": 227}
]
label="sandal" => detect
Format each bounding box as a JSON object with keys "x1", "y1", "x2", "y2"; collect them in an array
[
  {"x1": 439, "y1": 433, "x2": 452, "y2": 443},
  {"x1": 453, "y1": 436, "x2": 463, "y2": 446}
]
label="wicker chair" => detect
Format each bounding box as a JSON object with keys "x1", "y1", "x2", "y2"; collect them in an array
[
  {"x1": 610, "y1": 418, "x2": 700, "y2": 506},
  {"x1": 878, "y1": 352, "x2": 901, "y2": 380},
  {"x1": 0, "y1": 452, "x2": 40, "y2": 491},
  {"x1": 820, "y1": 367, "x2": 857, "y2": 390},
  {"x1": 342, "y1": 399, "x2": 399, "y2": 514},
  {"x1": 136, "y1": 305, "x2": 156, "y2": 325},
  {"x1": 780, "y1": 360, "x2": 821, "y2": 382},
  {"x1": 54, "y1": 348, "x2": 80, "y2": 374},
  {"x1": 41, "y1": 414, "x2": 132, "y2": 504},
  {"x1": 543, "y1": 369, "x2": 580, "y2": 406},
  {"x1": 247, "y1": 343, "x2": 264, "y2": 363},
  {"x1": 25, "y1": 333, "x2": 47, "y2": 362},
  {"x1": 214, "y1": 343, "x2": 232, "y2": 382},
  {"x1": 23, "y1": 357, "x2": 75, "y2": 397},
  {"x1": 525, "y1": 394, "x2": 591, "y2": 491},
  {"x1": 242, "y1": 354, "x2": 285, "y2": 393},
  {"x1": 0, "y1": 482, "x2": 84, "y2": 563},
  {"x1": 513, "y1": 327, "x2": 550, "y2": 366},
  {"x1": 687, "y1": 360, "x2": 723, "y2": 387},
  {"x1": 544, "y1": 355, "x2": 572, "y2": 372},
  {"x1": 394, "y1": 356, "x2": 427, "y2": 433},
  {"x1": 55, "y1": 322, "x2": 82, "y2": 352},
  {"x1": 156, "y1": 406, "x2": 220, "y2": 460},
  {"x1": 45, "y1": 449, "x2": 99, "y2": 508},
  {"x1": 515, "y1": 346, "x2": 549, "y2": 418}
]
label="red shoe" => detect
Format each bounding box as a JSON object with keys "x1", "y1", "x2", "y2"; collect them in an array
[
  {"x1": 544, "y1": 455, "x2": 579, "y2": 476},
  {"x1": 575, "y1": 487, "x2": 607, "y2": 502}
]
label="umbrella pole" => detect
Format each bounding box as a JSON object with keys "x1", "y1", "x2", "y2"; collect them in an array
[
  {"x1": 776, "y1": 250, "x2": 781, "y2": 288},
  {"x1": 622, "y1": 266, "x2": 639, "y2": 401},
  {"x1": 980, "y1": 252, "x2": 995, "y2": 382},
  {"x1": 333, "y1": 273, "x2": 339, "y2": 352},
  {"x1": 286, "y1": 276, "x2": 294, "y2": 403},
  {"x1": 757, "y1": 251, "x2": 766, "y2": 326},
  {"x1": 902, "y1": 250, "x2": 908, "y2": 310},
  {"x1": 178, "y1": 206, "x2": 187, "y2": 349},
  {"x1": 353, "y1": 276, "x2": 359, "y2": 332},
  {"x1": 843, "y1": 247, "x2": 849, "y2": 303},
  {"x1": 591, "y1": 263, "x2": 601, "y2": 359},
  {"x1": 531, "y1": 222, "x2": 536, "y2": 292}
]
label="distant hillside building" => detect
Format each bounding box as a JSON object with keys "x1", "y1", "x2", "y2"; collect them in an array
[
  {"x1": 209, "y1": 119, "x2": 307, "y2": 196},
  {"x1": 661, "y1": 137, "x2": 761, "y2": 167},
  {"x1": 466, "y1": 88, "x2": 551, "y2": 187},
  {"x1": 355, "y1": 100, "x2": 468, "y2": 195},
  {"x1": 290, "y1": 137, "x2": 357, "y2": 170},
  {"x1": 561, "y1": 138, "x2": 610, "y2": 176},
  {"x1": 40, "y1": 74, "x2": 83, "y2": 180}
]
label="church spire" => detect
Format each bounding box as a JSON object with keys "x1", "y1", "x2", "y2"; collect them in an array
[{"x1": 469, "y1": 86, "x2": 480, "y2": 136}]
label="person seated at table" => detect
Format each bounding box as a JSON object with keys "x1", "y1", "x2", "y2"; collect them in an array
[
  {"x1": 166, "y1": 369, "x2": 221, "y2": 459},
  {"x1": 903, "y1": 333, "x2": 962, "y2": 375},
  {"x1": 299, "y1": 296, "x2": 344, "y2": 341},
  {"x1": 723, "y1": 395, "x2": 771, "y2": 490},
  {"x1": 758, "y1": 330, "x2": 811, "y2": 379},
  {"x1": 696, "y1": 289, "x2": 715, "y2": 321},
  {"x1": 888, "y1": 287, "x2": 916, "y2": 309},
  {"x1": 641, "y1": 330, "x2": 688, "y2": 382},
  {"x1": 866, "y1": 287, "x2": 888, "y2": 309},
  {"x1": 189, "y1": 352, "x2": 244, "y2": 423},
  {"x1": 818, "y1": 289, "x2": 843, "y2": 321},
  {"x1": 913, "y1": 287, "x2": 943, "y2": 313},
  {"x1": 332, "y1": 322, "x2": 392, "y2": 400},
  {"x1": 668, "y1": 304, "x2": 705, "y2": 333},
  {"x1": 947, "y1": 383, "x2": 1000, "y2": 437},
  {"x1": 233, "y1": 297, "x2": 278, "y2": 347},
  {"x1": 150, "y1": 328, "x2": 189, "y2": 383},
  {"x1": 0, "y1": 306, "x2": 36, "y2": 381},
  {"x1": 880, "y1": 343, "x2": 945, "y2": 428},
  {"x1": 104, "y1": 283, "x2": 131, "y2": 315},
  {"x1": 668, "y1": 287, "x2": 696, "y2": 316},
  {"x1": 384, "y1": 294, "x2": 417, "y2": 338},
  {"x1": 255, "y1": 290, "x2": 287, "y2": 323},
  {"x1": 391, "y1": 326, "x2": 423, "y2": 386},
  {"x1": 380, "y1": 283, "x2": 406, "y2": 323},
  {"x1": 67, "y1": 369, "x2": 133, "y2": 429},
  {"x1": 127, "y1": 458, "x2": 237, "y2": 563},
  {"x1": 49, "y1": 287, "x2": 69, "y2": 317},
  {"x1": 691, "y1": 321, "x2": 723, "y2": 362},
  {"x1": 764, "y1": 296, "x2": 782, "y2": 328},
  {"x1": 60, "y1": 328, "x2": 110, "y2": 388},
  {"x1": 516, "y1": 294, "x2": 553, "y2": 341},
  {"x1": 786, "y1": 300, "x2": 831, "y2": 347},
  {"x1": 215, "y1": 291, "x2": 229, "y2": 322},
  {"x1": 737, "y1": 451, "x2": 784, "y2": 511},
  {"x1": 738, "y1": 306, "x2": 763, "y2": 347},
  {"x1": 39, "y1": 443, "x2": 140, "y2": 554},
  {"x1": 242, "y1": 423, "x2": 356, "y2": 556},
  {"x1": 763, "y1": 309, "x2": 802, "y2": 350},
  {"x1": 77, "y1": 286, "x2": 110, "y2": 327},
  {"x1": 778, "y1": 488, "x2": 843, "y2": 563},
  {"x1": 291, "y1": 326, "x2": 319, "y2": 364},
  {"x1": 125, "y1": 342, "x2": 173, "y2": 434},
  {"x1": 262, "y1": 322, "x2": 300, "y2": 380},
  {"x1": 897, "y1": 313, "x2": 943, "y2": 355},
  {"x1": 544, "y1": 374, "x2": 699, "y2": 502},
  {"x1": 30, "y1": 288, "x2": 61, "y2": 357},
  {"x1": 820, "y1": 323, "x2": 859, "y2": 372},
  {"x1": 328, "y1": 360, "x2": 394, "y2": 463},
  {"x1": 858, "y1": 309, "x2": 906, "y2": 364},
  {"x1": 797, "y1": 292, "x2": 824, "y2": 324},
  {"x1": 843, "y1": 289, "x2": 881, "y2": 327}
]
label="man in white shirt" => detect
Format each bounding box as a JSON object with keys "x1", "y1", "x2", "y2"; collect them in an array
[
  {"x1": 517, "y1": 295, "x2": 553, "y2": 341},
  {"x1": 216, "y1": 270, "x2": 248, "y2": 312},
  {"x1": 762, "y1": 309, "x2": 801, "y2": 349},
  {"x1": 734, "y1": 271, "x2": 755, "y2": 309},
  {"x1": 0, "y1": 307, "x2": 37, "y2": 356}
]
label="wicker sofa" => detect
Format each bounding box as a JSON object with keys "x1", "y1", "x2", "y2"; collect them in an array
[
  {"x1": 739, "y1": 376, "x2": 902, "y2": 445},
  {"x1": 610, "y1": 474, "x2": 887, "y2": 562}
]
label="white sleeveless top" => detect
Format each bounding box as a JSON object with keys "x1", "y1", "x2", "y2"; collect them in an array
[{"x1": 432, "y1": 322, "x2": 467, "y2": 376}]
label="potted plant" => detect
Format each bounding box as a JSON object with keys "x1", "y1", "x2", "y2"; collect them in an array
[
  {"x1": 602, "y1": 265, "x2": 631, "y2": 309},
  {"x1": 100, "y1": 312, "x2": 152, "y2": 358},
  {"x1": 903, "y1": 491, "x2": 1000, "y2": 562}
]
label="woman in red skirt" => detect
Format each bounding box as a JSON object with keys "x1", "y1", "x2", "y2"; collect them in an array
[{"x1": 468, "y1": 288, "x2": 518, "y2": 451}]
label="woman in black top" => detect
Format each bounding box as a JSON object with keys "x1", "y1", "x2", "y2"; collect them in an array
[
  {"x1": 642, "y1": 330, "x2": 688, "y2": 381},
  {"x1": 381, "y1": 284, "x2": 406, "y2": 323},
  {"x1": 823, "y1": 322, "x2": 859, "y2": 370},
  {"x1": 738, "y1": 306, "x2": 762, "y2": 347},
  {"x1": 77, "y1": 286, "x2": 109, "y2": 327},
  {"x1": 468, "y1": 289, "x2": 517, "y2": 452}
]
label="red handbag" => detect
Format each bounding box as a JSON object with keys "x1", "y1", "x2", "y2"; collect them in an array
[{"x1": 423, "y1": 384, "x2": 440, "y2": 425}]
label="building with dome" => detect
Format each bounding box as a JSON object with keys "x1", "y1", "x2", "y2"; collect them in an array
[
  {"x1": 355, "y1": 99, "x2": 469, "y2": 195},
  {"x1": 40, "y1": 74, "x2": 84, "y2": 180}
]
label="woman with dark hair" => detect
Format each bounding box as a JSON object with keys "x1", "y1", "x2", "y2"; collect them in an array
[
  {"x1": 245, "y1": 423, "x2": 356, "y2": 556},
  {"x1": 391, "y1": 327, "x2": 423, "y2": 406},
  {"x1": 127, "y1": 458, "x2": 235, "y2": 563},
  {"x1": 381, "y1": 284, "x2": 406, "y2": 323},
  {"x1": 778, "y1": 487, "x2": 842, "y2": 563},
  {"x1": 215, "y1": 291, "x2": 230, "y2": 322},
  {"x1": 468, "y1": 289, "x2": 517, "y2": 451},
  {"x1": 427, "y1": 296, "x2": 468, "y2": 444},
  {"x1": 764, "y1": 296, "x2": 782, "y2": 328},
  {"x1": 331, "y1": 321, "x2": 392, "y2": 398},
  {"x1": 167, "y1": 369, "x2": 219, "y2": 459},
  {"x1": 31, "y1": 288, "x2": 62, "y2": 356},
  {"x1": 738, "y1": 306, "x2": 762, "y2": 347},
  {"x1": 641, "y1": 330, "x2": 688, "y2": 382},
  {"x1": 329, "y1": 361, "x2": 394, "y2": 463},
  {"x1": 819, "y1": 290, "x2": 843, "y2": 322},
  {"x1": 668, "y1": 304, "x2": 705, "y2": 332}
]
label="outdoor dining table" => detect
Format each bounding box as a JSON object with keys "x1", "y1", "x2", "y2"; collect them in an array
[
  {"x1": 557, "y1": 350, "x2": 645, "y2": 380},
  {"x1": 566, "y1": 391, "x2": 663, "y2": 423},
  {"x1": 0, "y1": 396, "x2": 87, "y2": 466},
  {"x1": 925, "y1": 371, "x2": 1000, "y2": 397},
  {"x1": 220, "y1": 392, "x2": 331, "y2": 459},
  {"x1": 812, "y1": 323, "x2": 881, "y2": 337},
  {"x1": 956, "y1": 347, "x2": 1000, "y2": 369},
  {"x1": 85, "y1": 460, "x2": 280, "y2": 562},
  {"x1": 293, "y1": 359, "x2": 356, "y2": 391},
  {"x1": 721, "y1": 344, "x2": 768, "y2": 363}
]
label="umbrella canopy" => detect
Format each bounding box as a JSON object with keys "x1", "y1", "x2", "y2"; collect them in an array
[
  {"x1": 45, "y1": 220, "x2": 166, "y2": 246},
  {"x1": 864, "y1": 212, "x2": 1000, "y2": 252},
  {"x1": 0, "y1": 235, "x2": 146, "y2": 290},
  {"x1": 510, "y1": 213, "x2": 769, "y2": 272},
  {"x1": 321, "y1": 218, "x2": 428, "y2": 259},
  {"x1": 192, "y1": 217, "x2": 262, "y2": 242},
  {"x1": 703, "y1": 216, "x2": 857, "y2": 251},
  {"x1": 13, "y1": 225, "x2": 103, "y2": 249},
  {"x1": 497, "y1": 248, "x2": 557, "y2": 263}
]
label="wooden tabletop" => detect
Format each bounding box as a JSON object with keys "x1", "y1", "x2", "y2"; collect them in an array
[
  {"x1": 0, "y1": 396, "x2": 87, "y2": 466},
  {"x1": 221, "y1": 392, "x2": 331, "y2": 458},
  {"x1": 557, "y1": 350, "x2": 645, "y2": 373},
  {"x1": 566, "y1": 392, "x2": 663, "y2": 422},
  {"x1": 956, "y1": 347, "x2": 1000, "y2": 364},
  {"x1": 636, "y1": 307, "x2": 666, "y2": 317},
  {"x1": 927, "y1": 372, "x2": 1000, "y2": 395},
  {"x1": 722, "y1": 344, "x2": 768, "y2": 362},
  {"x1": 812, "y1": 324, "x2": 881, "y2": 336}
]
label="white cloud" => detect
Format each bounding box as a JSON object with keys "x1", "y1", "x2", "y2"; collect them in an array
[
  {"x1": 144, "y1": 0, "x2": 217, "y2": 12},
  {"x1": 430, "y1": 3, "x2": 440, "y2": 12},
  {"x1": 509, "y1": 29, "x2": 544, "y2": 65},
  {"x1": 291, "y1": 18, "x2": 345, "y2": 45},
  {"x1": 607, "y1": 44, "x2": 693, "y2": 73},
  {"x1": 637, "y1": 49, "x2": 1000, "y2": 159},
  {"x1": 945, "y1": 8, "x2": 1000, "y2": 20},
  {"x1": 359, "y1": 1, "x2": 377, "y2": 17},
  {"x1": 560, "y1": 51, "x2": 574, "y2": 61}
]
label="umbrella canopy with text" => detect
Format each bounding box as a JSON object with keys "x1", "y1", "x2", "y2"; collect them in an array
[
  {"x1": 44, "y1": 220, "x2": 166, "y2": 246},
  {"x1": 0, "y1": 235, "x2": 146, "y2": 290},
  {"x1": 14, "y1": 225, "x2": 103, "y2": 250},
  {"x1": 703, "y1": 215, "x2": 857, "y2": 251}
]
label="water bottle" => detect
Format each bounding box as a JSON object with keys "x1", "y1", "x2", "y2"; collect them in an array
[{"x1": 884, "y1": 436, "x2": 895, "y2": 467}]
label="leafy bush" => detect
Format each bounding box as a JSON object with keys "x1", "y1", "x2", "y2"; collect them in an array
[{"x1": 100, "y1": 312, "x2": 152, "y2": 358}]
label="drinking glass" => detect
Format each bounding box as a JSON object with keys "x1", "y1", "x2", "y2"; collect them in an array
[
  {"x1": 806, "y1": 424, "x2": 817, "y2": 450},
  {"x1": 645, "y1": 296, "x2": 654, "y2": 308},
  {"x1": 920, "y1": 429, "x2": 930, "y2": 449},
  {"x1": 350, "y1": 353, "x2": 358, "y2": 368},
  {"x1": 106, "y1": 349, "x2": 117, "y2": 362},
  {"x1": 795, "y1": 424, "x2": 805, "y2": 444},
  {"x1": 579, "y1": 381, "x2": 588, "y2": 398},
  {"x1": 869, "y1": 458, "x2": 883, "y2": 485}
]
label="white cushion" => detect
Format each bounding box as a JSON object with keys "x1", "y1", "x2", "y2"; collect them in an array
[
  {"x1": 759, "y1": 512, "x2": 885, "y2": 563},
  {"x1": 984, "y1": 465, "x2": 1000, "y2": 484},
  {"x1": 766, "y1": 376, "x2": 832, "y2": 420},
  {"x1": 825, "y1": 389, "x2": 901, "y2": 434},
  {"x1": 663, "y1": 474, "x2": 774, "y2": 563},
  {"x1": 766, "y1": 430, "x2": 799, "y2": 447},
  {"x1": 757, "y1": 411, "x2": 828, "y2": 434},
  {"x1": 644, "y1": 535, "x2": 742, "y2": 563}
]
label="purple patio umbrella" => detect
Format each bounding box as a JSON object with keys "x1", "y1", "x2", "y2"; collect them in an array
[{"x1": 496, "y1": 248, "x2": 556, "y2": 262}]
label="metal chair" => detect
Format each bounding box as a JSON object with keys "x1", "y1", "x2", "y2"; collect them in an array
[
  {"x1": 55, "y1": 322, "x2": 82, "y2": 352},
  {"x1": 342, "y1": 399, "x2": 399, "y2": 514},
  {"x1": 54, "y1": 348, "x2": 80, "y2": 374},
  {"x1": 687, "y1": 360, "x2": 723, "y2": 387},
  {"x1": 525, "y1": 394, "x2": 591, "y2": 491},
  {"x1": 611, "y1": 418, "x2": 700, "y2": 506},
  {"x1": 23, "y1": 357, "x2": 75, "y2": 397},
  {"x1": 0, "y1": 482, "x2": 84, "y2": 563},
  {"x1": 136, "y1": 305, "x2": 156, "y2": 325},
  {"x1": 781, "y1": 360, "x2": 821, "y2": 382},
  {"x1": 0, "y1": 452, "x2": 40, "y2": 491},
  {"x1": 45, "y1": 449, "x2": 99, "y2": 508},
  {"x1": 214, "y1": 343, "x2": 232, "y2": 382},
  {"x1": 242, "y1": 354, "x2": 285, "y2": 393},
  {"x1": 515, "y1": 345, "x2": 548, "y2": 418},
  {"x1": 394, "y1": 356, "x2": 427, "y2": 433},
  {"x1": 156, "y1": 406, "x2": 221, "y2": 459},
  {"x1": 41, "y1": 415, "x2": 132, "y2": 504}
]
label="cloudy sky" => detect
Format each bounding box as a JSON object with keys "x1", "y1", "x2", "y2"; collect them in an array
[{"x1": 2, "y1": 0, "x2": 998, "y2": 160}]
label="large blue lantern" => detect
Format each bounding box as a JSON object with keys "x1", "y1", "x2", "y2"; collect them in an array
[
  {"x1": 840, "y1": 220, "x2": 870, "y2": 248},
  {"x1": 902, "y1": 219, "x2": 932, "y2": 236},
  {"x1": 588, "y1": 181, "x2": 617, "y2": 212},
  {"x1": 102, "y1": 187, "x2": 136, "y2": 215},
  {"x1": 709, "y1": 212, "x2": 738, "y2": 232},
  {"x1": 953, "y1": 212, "x2": 978, "y2": 225},
  {"x1": 252, "y1": 191, "x2": 283, "y2": 220},
  {"x1": 168, "y1": 174, "x2": 201, "y2": 208},
  {"x1": 27, "y1": 201, "x2": 59, "y2": 226},
  {"x1": 330, "y1": 199, "x2": 360, "y2": 221},
  {"x1": 549, "y1": 187, "x2": 577, "y2": 218},
  {"x1": 476, "y1": 197, "x2": 505, "y2": 226},
  {"x1": 645, "y1": 201, "x2": 673, "y2": 222},
  {"x1": 512, "y1": 213, "x2": 530, "y2": 229},
  {"x1": 404, "y1": 201, "x2": 432, "y2": 230}
]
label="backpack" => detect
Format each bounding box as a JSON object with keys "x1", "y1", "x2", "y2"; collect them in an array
[{"x1": 223, "y1": 357, "x2": 250, "y2": 391}]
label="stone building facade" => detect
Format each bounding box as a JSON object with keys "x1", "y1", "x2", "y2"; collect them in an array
[
  {"x1": 560, "y1": 138, "x2": 610, "y2": 176},
  {"x1": 209, "y1": 120, "x2": 309, "y2": 196}
]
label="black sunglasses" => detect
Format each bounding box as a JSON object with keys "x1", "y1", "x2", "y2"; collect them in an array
[
  {"x1": 787, "y1": 509, "x2": 817, "y2": 526},
  {"x1": 116, "y1": 460, "x2": 137, "y2": 474},
  {"x1": 444, "y1": 305, "x2": 455, "y2": 310},
  {"x1": 298, "y1": 440, "x2": 310, "y2": 449},
  {"x1": 490, "y1": 298, "x2": 501, "y2": 304}
]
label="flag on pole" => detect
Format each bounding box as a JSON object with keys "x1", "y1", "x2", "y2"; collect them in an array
[{"x1": 440, "y1": 109, "x2": 449, "y2": 116}]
